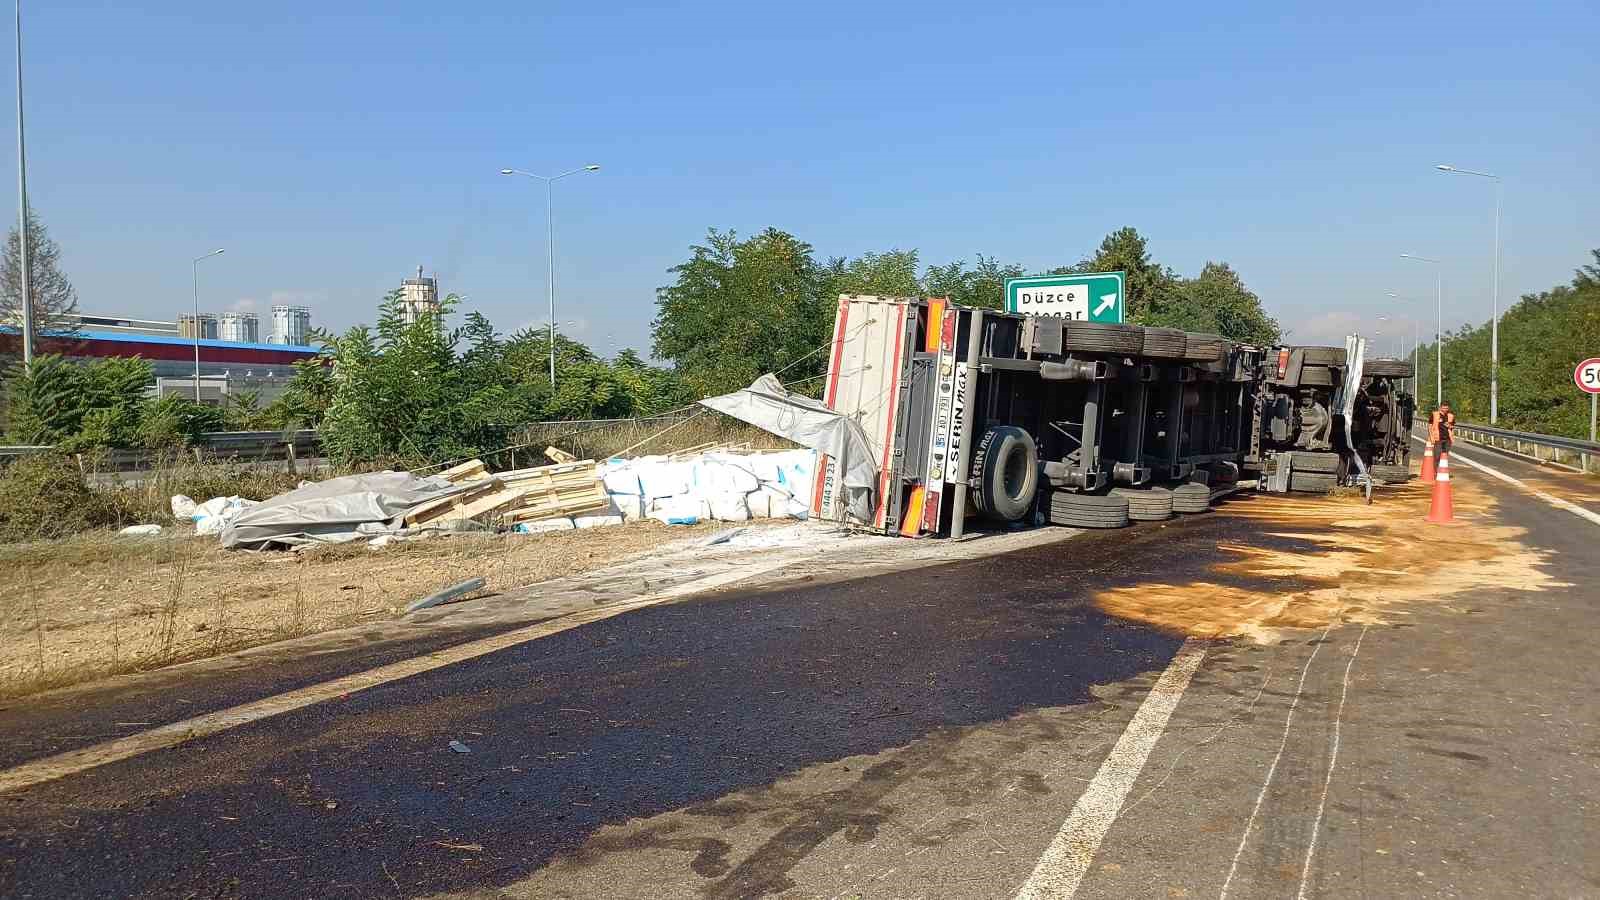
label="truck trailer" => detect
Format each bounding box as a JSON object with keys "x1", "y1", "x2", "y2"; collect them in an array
[{"x1": 806, "y1": 295, "x2": 1415, "y2": 537}]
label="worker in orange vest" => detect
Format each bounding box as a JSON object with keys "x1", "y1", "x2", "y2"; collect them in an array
[{"x1": 1430, "y1": 403, "x2": 1456, "y2": 455}]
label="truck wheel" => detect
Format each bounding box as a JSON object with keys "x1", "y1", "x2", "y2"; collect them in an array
[
  {"x1": 971, "y1": 426, "x2": 1038, "y2": 522},
  {"x1": 1365, "y1": 358, "x2": 1412, "y2": 377},
  {"x1": 1289, "y1": 472, "x2": 1338, "y2": 493},
  {"x1": 1172, "y1": 482, "x2": 1211, "y2": 513},
  {"x1": 1299, "y1": 365, "x2": 1336, "y2": 386},
  {"x1": 1048, "y1": 491, "x2": 1130, "y2": 528},
  {"x1": 1111, "y1": 487, "x2": 1173, "y2": 521},
  {"x1": 1291, "y1": 452, "x2": 1341, "y2": 474},
  {"x1": 1370, "y1": 463, "x2": 1411, "y2": 482},
  {"x1": 1062, "y1": 322, "x2": 1143, "y2": 355}
]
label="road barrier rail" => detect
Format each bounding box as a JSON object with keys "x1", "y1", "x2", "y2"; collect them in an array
[
  {"x1": 1453, "y1": 421, "x2": 1600, "y2": 473},
  {"x1": 0, "y1": 430, "x2": 321, "y2": 470}
]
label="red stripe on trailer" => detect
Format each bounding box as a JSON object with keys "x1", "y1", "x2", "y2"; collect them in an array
[{"x1": 873, "y1": 303, "x2": 907, "y2": 529}]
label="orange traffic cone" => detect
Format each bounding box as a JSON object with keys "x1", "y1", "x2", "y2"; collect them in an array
[
  {"x1": 1419, "y1": 441, "x2": 1436, "y2": 481},
  {"x1": 1426, "y1": 452, "x2": 1455, "y2": 524}
]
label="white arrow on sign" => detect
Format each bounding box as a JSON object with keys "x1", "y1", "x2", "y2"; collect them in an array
[{"x1": 1094, "y1": 293, "x2": 1117, "y2": 317}]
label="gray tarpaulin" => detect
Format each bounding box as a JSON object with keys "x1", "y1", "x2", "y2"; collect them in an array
[
  {"x1": 699, "y1": 373, "x2": 877, "y2": 522},
  {"x1": 220, "y1": 471, "x2": 474, "y2": 549}
]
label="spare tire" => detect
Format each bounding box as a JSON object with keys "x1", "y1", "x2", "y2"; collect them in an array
[
  {"x1": 1063, "y1": 322, "x2": 1143, "y2": 355},
  {"x1": 970, "y1": 426, "x2": 1039, "y2": 522},
  {"x1": 1365, "y1": 358, "x2": 1413, "y2": 377}
]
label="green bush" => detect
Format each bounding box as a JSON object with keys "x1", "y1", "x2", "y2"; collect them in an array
[{"x1": 0, "y1": 453, "x2": 116, "y2": 542}]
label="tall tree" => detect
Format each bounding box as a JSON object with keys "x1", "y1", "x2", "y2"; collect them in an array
[
  {"x1": 1, "y1": 211, "x2": 79, "y2": 336},
  {"x1": 1058, "y1": 226, "x2": 1180, "y2": 323},
  {"x1": 923, "y1": 255, "x2": 1026, "y2": 309},
  {"x1": 1159, "y1": 262, "x2": 1281, "y2": 344},
  {"x1": 652, "y1": 228, "x2": 832, "y2": 397}
]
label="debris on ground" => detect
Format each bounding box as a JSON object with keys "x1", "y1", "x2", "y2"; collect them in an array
[
  {"x1": 405, "y1": 577, "x2": 489, "y2": 614},
  {"x1": 448, "y1": 740, "x2": 471, "y2": 754},
  {"x1": 118, "y1": 524, "x2": 163, "y2": 536}
]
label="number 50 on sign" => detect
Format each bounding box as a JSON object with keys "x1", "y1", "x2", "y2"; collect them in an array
[{"x1": 1576, "y1": 358, "x2": 1600, "y2": 394}]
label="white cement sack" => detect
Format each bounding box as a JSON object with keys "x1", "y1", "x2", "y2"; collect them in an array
[
  {"x1": 635, "y1": 461, "x2": 693, "y2": 500},
  {"x1": 574, "y1": 514, "x2": 624, "y2": 529},
  {"x1": 170, "y1": 495, "x2": 197, "y2": 519},
  {"x1": 194, "y1": 496, "x2": 259, "y2": 536},
  {"x1": 119, "y1": 524, "x2": 163, "y2": 536},
  {"x1": 598, "y1": 464, "x2": 643, "y2": 497},
  {"x1": 609, "y1": 492, "x2": 646, "y2": 521},
  {"x1": 697, "y1": 456, "x2": 761, "y2": 494},
  {"x1": 706, "y1": 491, "x2": 750, "y2": 522},
  {"x1": 649, "y1": 495, "x2": 708, "y2": 526},
  {"x1": 745, "y1": 491, "x2": 772, "y2": 520}
]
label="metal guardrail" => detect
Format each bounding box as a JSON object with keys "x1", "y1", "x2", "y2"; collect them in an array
[
  {"x1": 1452, "y1": 421, "x2": 1600, "y2": 474},
  {"x1": 0, "y1": 430, "x2": 320, "y2": 469}
]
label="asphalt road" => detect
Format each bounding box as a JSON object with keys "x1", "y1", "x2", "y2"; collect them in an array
[{"x1": 1, "y1": 453, "x2": 1595, "y2": 899}]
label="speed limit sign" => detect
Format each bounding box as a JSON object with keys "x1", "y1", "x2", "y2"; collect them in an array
[{"x1": 1577, "y1": 358, "x2": 1600, "y2": 394}]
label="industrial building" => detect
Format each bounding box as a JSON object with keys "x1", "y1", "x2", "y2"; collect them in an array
[{"x1": 399, "y1": 267, "x2": 440, "y2": 324}]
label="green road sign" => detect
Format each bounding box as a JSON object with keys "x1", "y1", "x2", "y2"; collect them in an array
[{"x1": 1004, "y1": 271, "x2": 1126, "y2": 322}]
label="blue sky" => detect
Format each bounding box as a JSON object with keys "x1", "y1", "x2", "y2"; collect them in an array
[{"x1": 8, "y1": 0, "x2": 1598, "y2": 356}]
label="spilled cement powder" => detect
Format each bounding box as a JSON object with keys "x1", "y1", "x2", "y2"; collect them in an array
[{"x1": 1094, "y1": 479, "x2": 1570, "y2": 643}]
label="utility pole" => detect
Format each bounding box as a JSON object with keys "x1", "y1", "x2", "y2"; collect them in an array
[{"x1": 14, "y1": 0, "x2": 31, "y2": 365}]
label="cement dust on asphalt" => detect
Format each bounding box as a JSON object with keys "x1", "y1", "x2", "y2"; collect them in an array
[{"x1": 1094, "y1": 478, "x2": 1571, "y2": 642}]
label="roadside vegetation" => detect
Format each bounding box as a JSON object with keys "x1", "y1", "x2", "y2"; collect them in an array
[{"x1": 1413, "y1": 250, "x2": 1600, "y2": 438}]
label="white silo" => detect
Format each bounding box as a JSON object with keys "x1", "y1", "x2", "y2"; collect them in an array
[
  {"x1": 269, "y1": 305, "x2": 312, "y2": 346},
  {"x1": 219, "y1": 312, "x2": 260, "y2": 343}
]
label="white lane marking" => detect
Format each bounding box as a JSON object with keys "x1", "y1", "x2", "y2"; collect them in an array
[
  {"x1": 1296, "y1": 624, "x2": 1368, "y2": 899},
  {"x1": 1218, "y1": 616, "x2": 1340, "y2": 900},
  {"x1": 0, "y1": 558, "x2": 795, "y2": 795},
  {"x1": 1412, "y1": 435, "x2": 1600, "y2": 528},
  {"x1": 1013, "y1": 638, "x2": 1207, "y2": 900}
]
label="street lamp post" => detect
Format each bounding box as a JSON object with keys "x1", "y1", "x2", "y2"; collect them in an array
[
  {"x1": 1400, "y1": 254, "x2": 1443, "y2": 408},
  {"x1": 1436, "y1": 164, "x2": 1503, "y2": 422},
  {"x1": 14, "y1": 0, "x2": 31, "y2": 365},
  {"x1": 191, "y1": 249, "x2": 225, "y2": 403},
  {"x1": 1384, "y1": 291, "x2": 1422, "y2": 397},
  {"x1": 500, "y1": 164, "x2": 600, "y2": 387}
]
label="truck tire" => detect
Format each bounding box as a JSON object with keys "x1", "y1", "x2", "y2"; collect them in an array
[
  {"x1": 1140, "y1": 328, "x2": 1187, "y2": 359},
  {"x1": 1048, "y1": 491, "x2": 1130, "y2": 529},
  {"x1": 1291, "y1": 452, "x2": 1341, "y2": 474},
  {"x1": 1302, "y1": 347, "x2": 1346, "y2": 366},
  {"x1": 1062, "y1": 322, "x2": 1143, "y2": 355},
  {"x1": 1299, "y1": 365, "x2": 1336, "y2": 386},
  {"x1": 1365, "y1": 358, "x2": 1412, "y2": 377},
  {"x1": 1111, "y1": 486, "x2": 1174, "y2": 521},
  {"x1": 1290, "y1": 472, "x2": 1338, "y2": 493},
  {"x1": 1172, "y1": 482, "x2": 1211, "y2": 513},
  {"x1": 1182, "y1": 332, "x2": 1230, "y2": 362},
  {"x1": 1370, "y1": 463, "x2": 1411, "y2": 482},
  {"x1": 970, "y1": 426, "x2": 1038, "y2": 522}
]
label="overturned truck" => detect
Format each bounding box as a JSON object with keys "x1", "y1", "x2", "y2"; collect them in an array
[{"x1": 806, "y1": 296, "x2": 1415, "y2": 537}]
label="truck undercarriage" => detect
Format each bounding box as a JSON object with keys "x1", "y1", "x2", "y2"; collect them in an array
[{"x1": 809, "y1": 296, "x2": 1416, "y2": 537}]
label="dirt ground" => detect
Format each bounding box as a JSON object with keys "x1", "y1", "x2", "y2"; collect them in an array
[
  {"x1": 1094, "y1": 475, "x2": 1569, "y2": 642},
  {"x1": 0, "y1": 520, "x2": 732, "y2": 699}
]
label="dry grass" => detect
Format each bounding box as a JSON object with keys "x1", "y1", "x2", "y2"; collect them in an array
[
  {"x1": 0, "y1": 519, "x2": 724, "y2": 699},
  {"x1": 512, "y1": 413, "x2": 794, "y2": 464}
]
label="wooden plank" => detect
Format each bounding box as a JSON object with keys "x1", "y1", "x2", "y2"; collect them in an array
[
  {"x1": 404, "y1": 479, "x2": 501, "y2": 526},
  {"x1": 437, "y1": 459, "x2": 488, "y2": 482},
  {"x1": 421, "y1": 485, "x2": 533, "y2": 525},
  {"x1": 544, "y1": 445, "x2": 577, "y2": 464}
]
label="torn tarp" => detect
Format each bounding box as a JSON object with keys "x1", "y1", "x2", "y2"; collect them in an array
[
  {"x1": 220, "y1": 471, "x2": 476, "y2": 550},
  {"x1": 698, "y1": 373, "x2": 877, "y2": 522}
]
